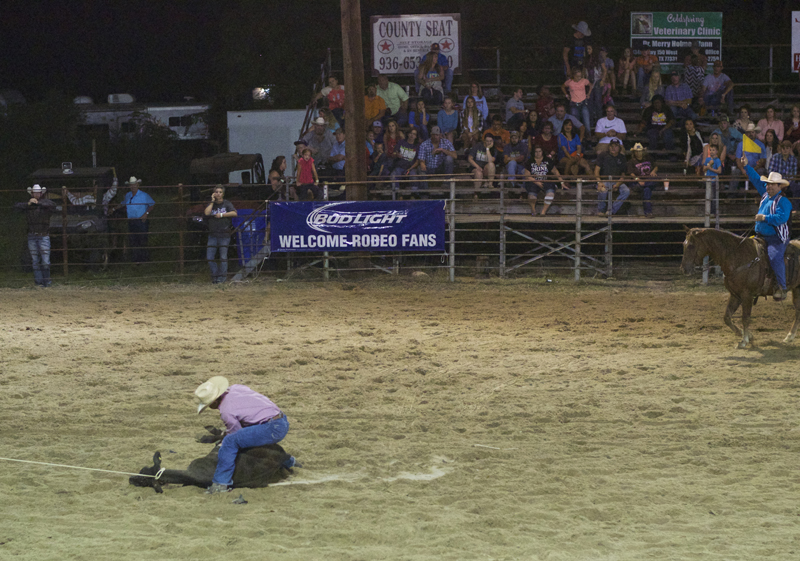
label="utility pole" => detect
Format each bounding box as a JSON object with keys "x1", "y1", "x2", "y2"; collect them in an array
[{"x1": 341, "y1": 0, "x2": 367, "y2": 200}]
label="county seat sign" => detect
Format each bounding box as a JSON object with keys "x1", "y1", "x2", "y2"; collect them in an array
[
  {"x1": 370, "y1": 14, "x2": 461, "y2": 77},
  {"x1": 270, "y1": 201, "x2": 446, "y2": 253}
]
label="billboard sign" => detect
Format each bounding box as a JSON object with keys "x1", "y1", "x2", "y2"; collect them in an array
[
  {"x1": 630, "y1": 12, "x2": 722, "y2": 72},
  {"x1": 370, "y1": 14, "x2": 461, "y2": 77}
]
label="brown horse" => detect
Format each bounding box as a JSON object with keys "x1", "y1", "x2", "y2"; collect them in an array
[{"x1": 680, "y1": 227, "x2": 800, "y2": 348}]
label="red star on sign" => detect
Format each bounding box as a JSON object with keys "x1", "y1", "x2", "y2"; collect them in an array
[
  {"x1": 379, "y1": 41, "x2": 392, "y2": 52},
  {"x1": 440, "y1": 39, "x2": 453, "y2": 51}
]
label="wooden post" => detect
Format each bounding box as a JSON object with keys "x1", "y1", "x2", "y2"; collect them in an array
[
  {"x1": 61, "y1": 186, "x2": 69, "y2": 277},
  {"x1": 178, "y1": 184, "x2": 185, "y2": 277},
  {"x1": 341, "y1": 0, "x2": 367, "y2": 201}
]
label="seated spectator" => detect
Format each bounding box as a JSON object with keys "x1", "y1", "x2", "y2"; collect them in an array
[
  {"x1": 598, "y1": 47, "x2": 615, "y2": 94},
  {"x1": 460, "y1": 96, "x2": 483, "y2": 150},
  {"x1": 417, "y1": 126, "x2": 456, "y2": 179},
  {"x1": 382, "y1": 120, "x2": 405, "y2": 167},
  {"x1": 532, "y1": 121, "x2": 559, "y2": 161},
  {"x1": 482, "y1": 115, "x2": 511, "y2": 148},
  {"x1": 684, "y1": 54, "x2": 706, "y2": 104},
  {"x1": 314, "y1": 108, "x2": 340, "y2": 134},
  {"x1": 734, "y1": 104, "x2": 754, "y2": 133},
  {"x1": 680, "y1": 118, "x2": 705, "y2": 174},
  {"x1": 464, "y1": 82, "x2": 489, "y2": 125},
  {"x1": 664, "y1": 71, "x2": 698, "y2": 124},
  {"x1": 627, "y1": 143, "x2": 659, "y2": 218},
  {"x1": 535, "y1": 85, "x2": 556, "y2": 125},
  {"x1": 641, "y1": 62, "x2": 664, "y2": 106},
  {"x1": 713, "y1": 114, "x2": 743, "y2": 176},
  {"x1": 295, "y1": 148, "x2": 321, "y2": 200},
  {"x1": 268, "y1": 156, "x2": 289, "y2": 200},
  {"x1": 376, "y1": 74, "x2": 409, "y2": 127},
  {"x1": 784, "y1": 104, "x2": 800, "y2": 155},
  {"x1": 416, "y1": 43, "x2": 453, "y2": 94},
  {"x1": 562, "y1": 67, "x2": 592, "y2": 136},
  {"x1": 315, "y1": 75, "x2": 345, "y2": 125},
  {"x1": 730, "y1": 123, "x2": 766, "y2": 190},
  {"x1": 505, "y1": 88, "x2": 527, "y2": 131},
  {"x1": 585, "y1": 45, "x2": 607, "y2": 124},
  {"x1": 518, "y1": 121, "x2": 530, "y2": 145},
  {"x1": 594, "y1": 104, "x2": 627, "y2": 155},
  {"x1": 390, "y1": 128, "x2": 421, "y2": 195},
  {"x1": 699, "y1": 61, "x2": 734, "y2": 116},
  {"x1": 525, "y1": 110, "x2": 541, "y2": 137},
  {"x1": 408, "y1": 99, "x2": 430, "y2": 141},
  {"x1": 640, "y1": 95, "x2": 675, "y2": 152},
  {"x1": 369, "y1": 142, "x2": 390, "y2": 186},
  {"x1": 548, "y1": 102, "x2": 585, "y2": 141},
  {"x1": 635, "y1": 48, "x2": 659, "y2": 97},
  {"x1": 757, "y1": 106, "x2": 784, "y2": 142},
  {"x1": 618, "y1": 47, "x2": 636, "y2": 95},
  {"x1": 594, "y1": 139, "x2": 630, "y2": 216},
  {"x1": 365, "y1": 129, "x2": 375, "y2": 158},
  {"x1": 370, "y1": 120, "x2": 384, "y2": 145},
  {"x1": 557, "y1": 119, "x2": 592, "y2": 176},
  {"x1": 521, "y1": 145, "x2": 566, "y2": 216},
  {"x1": 683, "y1": 41, "x2": 708, "y2": 69},
  {"x1": 436, "y1": 96, "x2": 459, "y2": 145},
  {"x1": 503, "y1": 130, "x2": 529, "y2": 187},
  {"x1": 702, "y1": 132, "x2": 728, "y2": 171},
  {"x1": 417, "y1": 52, "x2": 444, "y2": 105},
  {"x1": 769, "y1": 140, "x2": 799, "y2": 209},
  {"x1": 365, "y1": 84, "x2": 388, "y2": 124},
  {"x1": 763, "y1": 129, "x2": 780, "y2": 164},
  {"x1": 328, "y1": 128, "x2": 347, "y2": 187},
  {"x1": 467, "y1": 135, "x2": 498, "y2": 189}
]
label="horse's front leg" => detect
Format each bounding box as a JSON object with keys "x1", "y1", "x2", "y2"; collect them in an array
[
  {"x1": 784, "y1": 288, "x2": 800, "y2": 343},
  {"x1": 724, "y1": 294, "x2": 743, "y2": 340},
  {"x1": 739, "y1": 296, "x2": 755, "y2": 349}
]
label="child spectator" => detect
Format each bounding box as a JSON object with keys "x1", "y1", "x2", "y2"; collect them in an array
[
  {"x1": 295, "y1": 148, "x2": 320, "y2": 200},
  {"x1": 703, "y1": 145, "x2": 722, "y2": 180},
  {"x1": 436, "y1": 96, "x2": 459, "y2": 144},
  {"x1": 562, "y1": 67, "x2": 592, "y2": 134},
  {"x1": 315, "y1": 75, "x2": 345, "y2": 125}
]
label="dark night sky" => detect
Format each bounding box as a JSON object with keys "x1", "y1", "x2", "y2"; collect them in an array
[{"x1": 1, "y1": 1, "x2": 795, "y2": 106}]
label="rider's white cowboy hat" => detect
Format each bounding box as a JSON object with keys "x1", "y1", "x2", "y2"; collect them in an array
[
  {"x1": 27, "y1": 184, "x2": 46, "y2": 194},
  {"x1": 125, "y1": 176, "x2": 142, "y2": 185},
  {"x1": 195, "y1": 376, "x2": 230, "y2": 413},
  {"x1": 759, "y1": 171, "x2": 790, "y2": 187},
  {"x1": 744, "y1": 123, "x2": 761, "y2": 133},
  {"x1": 572, "y1": 21, "x2": 591, "y2": 36}
]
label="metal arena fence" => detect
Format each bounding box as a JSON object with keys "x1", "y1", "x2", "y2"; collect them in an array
[{"x1": 1, "y1": 172, "x2": 787, "y2": 287}]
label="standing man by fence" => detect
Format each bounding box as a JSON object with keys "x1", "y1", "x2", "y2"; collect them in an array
[
  {"x1": 116, "y1": 176, "x2": 154, "y2": 264},
  {"x1": 14, "y1": 184, "x2": 56, "y2": 287},
  {"x1": 204, "y1": 185, "x2": 237, "y2": 284}
]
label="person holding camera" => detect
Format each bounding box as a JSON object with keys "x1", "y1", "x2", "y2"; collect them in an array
[{"x1": 204, "y1": 185, "x2": 237, "y2": 284}]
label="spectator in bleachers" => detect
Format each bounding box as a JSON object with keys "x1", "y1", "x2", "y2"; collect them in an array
[
  {"x1": 409, "y1": 99, "x2": 430, "y2": 141},
  {"x1": 627, "y1": 143, "x2": 659, "y2": 218},
  {"x1": 532, "y1": 121, "x2": 559, "y2": 161},
  {"x1": 268, "y1": 156, "x2": 289, "y2": 200},
  {"x1": 295, "y1": 148, "x2": 321, "y2": 200},
  {"x1": 365, "y1": 84, "x2": 388, "y2": 125},
  {"x1": 702, "y1": 144, "x2": 722, "y2": 183},
  {"x1": 699, "y1": 61, "x2": 734, "y2": 116},
  {"x1": 464, "y1": 83, "x2": 489, "y2": 125},
  {"x1": 315, "y1": 75, "x2": 345, "y2": 125},
  {"x1": 14, "y1": 184, "x2": 56, "y2": 287},
  {"x1": 585, "y1": 46, "x2": 607, "y2": 124},
  {"x1": 756, "y1": 106, "x2": 784, "y2": 142},
  {"x1": 370, "y1": 121, "x2": 384, "y2": 145},
  {"x1": 683, "y1": 41, "x2": 708, "y2": 69},
  {"x1": 702, "y1": 133, "x2": 728, "y2": 172},
  {"x1": 734, "y1": 104, "x2": 754, "y2": 133},
  {"x1": 684, "y1": 55, "x2": 706, "y2": 104},
  {"x1": 680, "y1": 118, "x2": 705, "y2": 174},
  {"x1": 460, "y1": 96, "x2": 483, "y2": 150},
  {"x1": 595, "y1": 139, "x2": 630, "y2": 216},
  {"x1": 301, "y1": 117, "x2": 335, "y2": 169},
  {"x1": 525, "y1": 110, "x2": 541, "y2": 136},
  {"x1": 418, "y1": 126, "x2": 456, "y2": 179},
  {"x1": 618, "y1": 47, "x2": 636, "y2": 95},
  {"x1": 641, "y1": 62, "x2": 664, "y2": 106},
  {"x1": 535, "y1": 85, "x2": 556, "y2": 125},
  {"x1": 563, "y1": 21, "x2": 591, "y2": 78},
  {"x1": 437, "y1": 96, "x2": 459, "y2": 144},
  {"x1": 713, "y1": 114, "x2": 742, "y2": 177},
  {"x1": 504, "y1": 130, "x2": 529, "y2": 188},
  {"x1": 548, "y1": 103, "x2": 585, "y2": 141},
  {"x1": 417, "y1": 53, "x2": 444, "y2": 105},
  {"x1": 635, "y1": 48, "x2": 659, "y2": 98},
  {"x1": 557, "y1": 119, "x2": 592, "y2": 176},
  {"x1": 369, "y1": 141, "x2": 390, "y2": 185},
  {"x1": 594, "y1": 104, "x2": 627, "y2": 155},
  {"x1": 763, "y1": 129, "x2": 780, "y2": 165},
  {"x1": 376, "y1": 74, "x2": 409, "y2": 127},
  {"x1": 390, "y1": 128, "x2": 421, "y2": 196},
  {"x1": 383, "y1": 120, "x2": 404, "y2": 166},
  {"x1": 639, "y1": 95, "x2": 675, "y2": 153},
  {"x1": 522, "y1": 145, "x2": 566, "y2": 216},
  {"x1": 664, "y1": 71, "x2": 698, "y2": 124},
  {"x1": 467, "y1": 135, "x2": 498, "y2": 189},
  {"x1": 483, "y1": 115, "x2": 511, "y2": 148},
  {"x1": 562, "y1": 67, "x2": 592, "y2": 135},
  {"x1": 204, "y1": 185, "x2": 237, "y2": 285},
  {"x1": 730, "y1": 123, "x2": 766, "y2": 190},
  {"x1": 784, "y1": 104, "x2": 800, "y2": 155},
  {"x1": 769, "y1": 141, "x2": 798, "y2": 209},
  {"x1": 598, "y1": 47, "x2": 615, "y2": 94},
  {"x1": 505, "y1": 88, "x2": 527, "y2": 131},
  {"x1": 416, "y1": 43, "x2": 452, "y2": 94}
]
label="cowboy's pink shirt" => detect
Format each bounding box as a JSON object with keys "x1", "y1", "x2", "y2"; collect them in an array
[{"x1": 217, "y1": 384, "x2": 282, "y2": 435}]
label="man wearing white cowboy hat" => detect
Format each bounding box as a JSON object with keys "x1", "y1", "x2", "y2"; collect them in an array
[
  {"x1": 743, "y1": 160, "x2": 793, "y2": 301},
  {"x1": 194, "y1": 376, "x2": 299, "y2": 494},
  {"x1": 563, "y1": 21, "x2": 591, "y2": 78},
  {"x1": 114, "y1": 176, "x2": 155, "y2": 263},
  {"x1": 14, "y1": 184, "x2": 57, "y2": 287},
  {"x1": 731, "y1": 123, "x2": 766, "y2": 191},
  {"x1": 301, "y1": 116, "x2": 335, "y2": 168}
]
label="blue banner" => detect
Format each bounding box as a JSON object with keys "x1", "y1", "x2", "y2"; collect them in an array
[{"x1": 270, "y1": 200, "x2": 446, "y2": 253}]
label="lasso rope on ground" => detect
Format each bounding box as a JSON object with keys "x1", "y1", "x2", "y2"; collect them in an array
[{"x1": 0, "y1": 457, "x2": 165, "y2": 479}]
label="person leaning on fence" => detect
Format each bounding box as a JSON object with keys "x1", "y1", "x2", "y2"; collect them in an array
[
  {"x1": 594, "y1": 139, "x2": 630, "y2": 216},
  {"x1": 627, "y1": 143, "x2": 659, "y2": 219},
  {"x1": 14, "y1": 184, "x2": 56, "y2": 287},
  {"x1": 204, "y1": 185, "x2": 237, "y2": 285},
  {"x1": 115, "y1": 176, "x2": 154, "y2": 263},
  {"x1": 744, "y1": 164, "x2": 793, "y2": 301}
]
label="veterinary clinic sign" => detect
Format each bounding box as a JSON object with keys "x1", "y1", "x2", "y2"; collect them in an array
[
  {"x1": 630, "y1": 12, "x2": 722, "y2": 72},
  {"x1": 793, "y1": 11, "x2": 800, "y2": 72},
  {"x1": 370, "y1": 14, "x2": 461, "y2": 77}
]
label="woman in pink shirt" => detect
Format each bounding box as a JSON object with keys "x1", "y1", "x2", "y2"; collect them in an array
[
  {"x1": 562, "y1": 67, "x2": 593, "y2": 135},
  {"x1": 757, "y1": 106, "x2": 784, "y2": 142}
]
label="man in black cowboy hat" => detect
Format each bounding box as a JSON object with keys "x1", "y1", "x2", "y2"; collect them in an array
[
  {"x1": 14, "y1": 184, "x2": 56, "y2": 287},
  {"x1": 563, "y1": 21, "x2": 591, "y2": 78}
]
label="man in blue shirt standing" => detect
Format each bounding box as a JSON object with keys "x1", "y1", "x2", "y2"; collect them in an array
[
  {"x1": 117, "y1": 176, "x2": 155, "y2": 263},
  {"x1": 744, "y1": 159, "x2": 792, "y2": 301}
]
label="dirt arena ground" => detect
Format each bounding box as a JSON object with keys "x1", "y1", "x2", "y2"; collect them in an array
[{"x1": 2, "y1": 279, "x2": 800, "y2": 560}]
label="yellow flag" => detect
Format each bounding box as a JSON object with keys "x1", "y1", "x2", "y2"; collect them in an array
[{"x1": 742, "y1": 135, "x2": 761, "y2": 154}]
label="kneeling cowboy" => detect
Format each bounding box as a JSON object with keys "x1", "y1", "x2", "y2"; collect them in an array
[{"x1": 743, "y1": 157, "x2": 792, "y2": 301}]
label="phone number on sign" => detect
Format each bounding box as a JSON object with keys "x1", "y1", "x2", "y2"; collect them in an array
[{"x1": 377, "y1": 56, "x2": 419, "y2": 71}]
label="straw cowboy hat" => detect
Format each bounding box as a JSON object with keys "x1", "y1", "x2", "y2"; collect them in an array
[
  {"x1": 195, "y1": 376, "x2": 230, "y2": 413},
  {"x1": 744, "y1": 123, "x2": 761, "y2": 133},
  {"x1": 27, "y1": 184, "x2": 46, "y2": 194},
  {"x1": 632, "y1": 143, "x2": 645, "y2": 151},
  {"x1": 760, "y1": 172, "x2": 790, "y2": 186},
  {"x1": 572, "y1": 21, "x2": 591, "y2": 36},
  {"x1": 125, "y1": 176, "x2": 142, "y2": 185}
]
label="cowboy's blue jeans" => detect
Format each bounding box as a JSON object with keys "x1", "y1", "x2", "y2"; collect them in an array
[
  {"x1": 597, "y1": 182, "x2": 630, "y2": 215},
  {"x1": 28, "y1": 234, "x2": 51, "y2": 286},
  {"x1": 764, "y1": 234, "x2": 789, "y2": 290},
  {"x1": 213, "y1": 416, "x2": 290, "y2": 486}
]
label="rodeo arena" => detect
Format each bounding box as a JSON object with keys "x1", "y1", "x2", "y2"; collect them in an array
[{"x1": 5, "y1": 9, "x2": 800, "y2": 561}]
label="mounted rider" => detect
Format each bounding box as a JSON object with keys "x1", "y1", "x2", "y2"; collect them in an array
[{"x1": 743, "y1": 156, "x2": 792, "y2": 301}]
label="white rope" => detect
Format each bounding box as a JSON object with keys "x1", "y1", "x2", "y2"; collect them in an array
[{"x1": 0, "y1": 456, "x2": 166, "y2": 480}]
